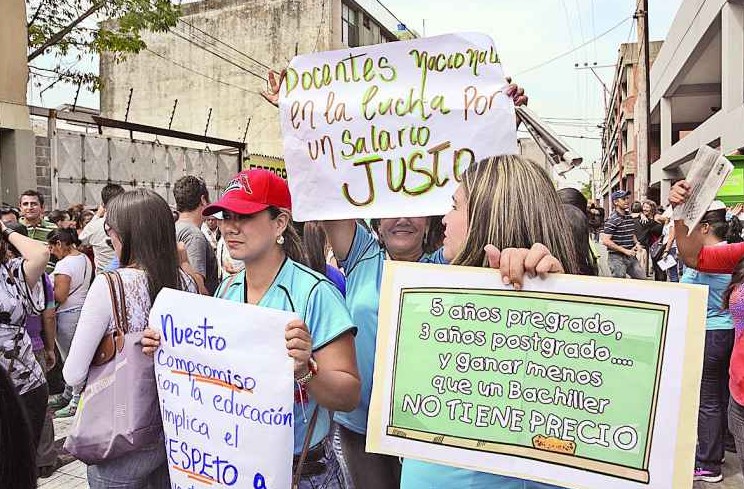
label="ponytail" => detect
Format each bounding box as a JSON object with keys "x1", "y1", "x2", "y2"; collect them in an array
[{"x1": 268, "y1": 207, "x2": 309, "y2": 267}]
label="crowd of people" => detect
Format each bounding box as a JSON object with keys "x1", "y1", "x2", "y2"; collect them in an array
[{"x1": 0, "y1": 84, "x2": 743, "y2": 489}]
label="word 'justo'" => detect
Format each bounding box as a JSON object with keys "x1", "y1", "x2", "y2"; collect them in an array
[{"x1": 341, "y1": 141, "x2": 474, "y2": 206}]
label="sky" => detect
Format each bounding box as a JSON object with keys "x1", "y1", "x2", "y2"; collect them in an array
[{"x1": 27, "y1": 0, "x2": 683, "y2": 187}]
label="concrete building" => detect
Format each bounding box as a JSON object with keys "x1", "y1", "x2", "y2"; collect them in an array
[
  {"x1": 0, "y1": 0, "x2": 39, "y2": 204},
  {"x1": 649, "y1": 0, "x2": 744, "y2": 202},
  {"x1": 100, "y1": 0, "x2": 401, "y2": 159},
  {"x1": 599, "y1": 41, "x2": 663, "y2": 209}
]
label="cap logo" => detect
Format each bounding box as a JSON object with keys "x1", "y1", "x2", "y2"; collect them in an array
[{"x1": 223, "y1": 174, "x2": 253, "y2": 197}]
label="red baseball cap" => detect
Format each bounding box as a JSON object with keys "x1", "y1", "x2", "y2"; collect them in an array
[{"x1": 203, "y1": 169, "x2": 291, "y2": 216}]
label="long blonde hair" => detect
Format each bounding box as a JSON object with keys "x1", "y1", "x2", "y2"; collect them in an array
[{"x1": 451, "y1": 155, "x2": 580, "y2": 274}]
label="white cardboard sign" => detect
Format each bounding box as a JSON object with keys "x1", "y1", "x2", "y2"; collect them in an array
[
  {"x1": 149, "y1": 289, "x2": 296, "y2": 489},
  {"x1": 279, "y1": 33, "x2": 518, "y2": 221}
]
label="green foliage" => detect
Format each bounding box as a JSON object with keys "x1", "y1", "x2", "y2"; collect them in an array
[
  {"x1": 580, "y1": 181, "x2": 593, "y2": 201},
  {"x1": 27, "y1": 0, "x2": 180, "y2": 91}
]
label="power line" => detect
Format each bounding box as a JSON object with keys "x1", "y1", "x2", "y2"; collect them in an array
[
  {"x1": 370, "y1": 0, "x2": 415, "y2": 37},
  {"x1": 515, "y1": 16, "x2": 632, "y2": 76},
  {"x1": 519, "y1": 130, "x2": 602, "y2": 141},
  {"x1": 177, "y1": 18, "x2": 273, "y2": 71},
  {"x1": 170, "y1": 27, "x2": 267, "y2": 82},
  {"x1": 144, "y1": 48, "x2": 262, "y2": 95}
]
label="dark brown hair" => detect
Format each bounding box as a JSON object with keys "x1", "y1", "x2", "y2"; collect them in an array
[
  {"x1": 107, "y1": 189, "x2": 186, "y2": 301},
  {"x1": 302, "y1": 221, "x2": 329, "y2": 275}
]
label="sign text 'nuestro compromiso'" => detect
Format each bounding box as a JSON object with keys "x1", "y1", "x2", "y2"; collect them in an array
[
  {"x1": 149, "y1": 289, "x2": 295, "y2": 489},
  {"x1": 279, "y1": 33, "x2": 518, "y2": 221}
]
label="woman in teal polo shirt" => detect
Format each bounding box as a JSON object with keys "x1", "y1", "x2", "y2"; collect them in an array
[{"x1": 145, "y1": 169, "x2": 360, "y2": 489}]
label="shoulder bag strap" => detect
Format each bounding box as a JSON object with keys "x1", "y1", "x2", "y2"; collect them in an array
[
  {"x1": 103, "y1": 272, "x2": 125, "y2": 337},
  {"x1": 112, "y1": 271, "x2": 129, "y2": 334},
  {"x1": 292, "y1": 406, "x2": 320, "y2": 489}
]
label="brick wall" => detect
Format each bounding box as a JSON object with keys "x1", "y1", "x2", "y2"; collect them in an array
[{"x1": 34, "y1": 136, "x2": 52, "y2": 207}]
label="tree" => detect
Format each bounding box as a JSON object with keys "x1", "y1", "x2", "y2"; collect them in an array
[
  {"x1": 580, "y1": 180, "x2": 593, "y2": 202},
  {"x1": 27, "y1": 0, "x2": 180, "y2": 91}
]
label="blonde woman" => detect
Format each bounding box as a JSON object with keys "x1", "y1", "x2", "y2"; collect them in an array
[{"x1": 403, "y1": 155, "x2": 577, "y2": 488}]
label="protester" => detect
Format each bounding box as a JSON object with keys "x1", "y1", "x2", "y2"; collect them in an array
[
  {"x1": 47, "y1": 228, "x2": 92, "y2": 418},
  {"x1": 660, "y1": 208, "x2": 686, "y2": 282},
  {"x1": 303, "y1": 221, "x2": 346, "y2": 296},
  {"x1": 588, "y1": 202, "x2": 604, "y2": 241},
  {"x1": 7, "y1": 224, "x2": 59, "y2": 476},
  {"x1": 48, "y1": 210, "x2": 76, "y2": 229},
  {"x1": 19, "y1": 190, "x2": 57, "y2": 242},
  {"x1": 0, "y1": 364, "x2": 37, "y2": 489},
  {"x1": 63, "y1": 189, "x2": 197, "y2": 488},
  {"x1": 637, "y1": 199, "x2": 663, "y2": 276},
  {"x1": 672, "y1": 201, "x2": 736, "y2": 482},
  {"x1": 144, "y1": 169, "x2": 361, "y2": 488},
  {"x1": 322, "y1": 212, "x2": 446, "y2": 489},
  {"x1": 563, "y1": 204, "x2": 598, "y2": 276},
  {"x1": 78, "y1": 184, "x2": 125, "y2": 273},
  {"x1": 558, "y1": 188, "x2": 599, "y2": 276},
  {"x1": 0, "y1": 217, "x2": 51, "y2": 453},
  {"x1": 77, "y1": 209, "x2": 95, "y2": 231},
  {"x1": 1, "y1": 207, "x2": 19, "y2": 225},
  {"x1": 216, "y1": 234, "x2": 244, "y2": 280},
  {"x1": 394, "y1": 155, "x2": 571, "y2": 488},
  {"x1": 670, "y1": 181, "x2": 744, "y2": 476},
  {"x1": 601, "y1": 190, "x2": 644, "y2": 279},
  {"x1": 201, "y1": 215, "x2": 220, "y2": 252},
  {"x1": 173, "y1": 176, "x2": 219, "y2": 295}
]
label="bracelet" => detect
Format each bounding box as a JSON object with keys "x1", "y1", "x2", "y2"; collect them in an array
[
  {"x1": 296, "y1": 369, "x2": 313, "y2": 386},
  {"x1": 2, "y1": 228, "x2": 16, "y2": 241},
  {"x1": 295, "y1": 357, "x2": 318, "y2": 386}
]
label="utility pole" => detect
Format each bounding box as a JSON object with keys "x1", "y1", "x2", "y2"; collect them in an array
[{"x1": 635, "y1": 0, "x2": 651, "y2": 201}]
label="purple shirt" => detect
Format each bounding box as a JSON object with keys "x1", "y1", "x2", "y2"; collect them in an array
[{"x1": 25, "y1": 274, "x2": 54, "y2": 352}]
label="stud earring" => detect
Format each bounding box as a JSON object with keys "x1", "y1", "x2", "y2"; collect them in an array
[{"x1": 277, "y1": 235, "x2": 285, "y2": 245}]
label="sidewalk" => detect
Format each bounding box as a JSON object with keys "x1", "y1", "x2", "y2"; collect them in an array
[
  {"x1": 38, "y1": 416, "x2": 88, "y2": 489},
  {"x1": 38, "y1": 412, "x2": 744, "y2": 488}
]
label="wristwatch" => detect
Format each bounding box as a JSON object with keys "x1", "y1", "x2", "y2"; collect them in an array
[{"x1": 296, "y1": 357, "x2": 318, "y2": 386}]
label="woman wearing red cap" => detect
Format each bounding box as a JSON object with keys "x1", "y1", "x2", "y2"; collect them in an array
[{"x1": 144, "y1": 169, "x2": 360, "y2": 488}]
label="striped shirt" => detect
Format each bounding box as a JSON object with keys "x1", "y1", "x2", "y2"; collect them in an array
[{"x1": 603, "y1": 211, "x2": 636, "y2": 252}]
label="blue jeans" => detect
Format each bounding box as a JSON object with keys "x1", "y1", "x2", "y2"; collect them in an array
[
  {"x1": 56, "y1": 308, "x2": 83, "y2": 403},
  {"x1": 697, "y1": 330, "x2": 735, "y2": 470},
  {"x1": 297, "y1": 438, "x2": 346, "y2": 489},
  {"x1": 87, "y1": 442, "x2": 170, "y2": 489}
]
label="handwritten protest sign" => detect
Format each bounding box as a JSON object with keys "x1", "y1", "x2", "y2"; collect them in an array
[
  {"x1": 368, "y1": 262, "x2": 707, "y2": 489},
  {"x1": 149, "y1": 289, "x2": 296, "y2": 489},
  {"x1": 279, "y1": 33, "x2": 518, "y2": 221}
]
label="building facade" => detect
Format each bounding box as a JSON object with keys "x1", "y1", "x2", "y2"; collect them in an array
[
  {"x1": 100, "y1": 0, "x2": 400, "y2": 159},
  {"x1": 599, "y1": 41, "x2": 663, "y2": 210},
  {"x1": 649, "y1": 0, "x2": 744, "y2": 203}
]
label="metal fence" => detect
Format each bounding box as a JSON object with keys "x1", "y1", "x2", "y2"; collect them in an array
[{"x1": 53, "y1": 129, "x2": 238, "y2": 209}]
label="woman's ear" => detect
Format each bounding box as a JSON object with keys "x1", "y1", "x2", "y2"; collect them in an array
[{"x1": 274, "y1": 211, "x2": 290, "y2": 237}]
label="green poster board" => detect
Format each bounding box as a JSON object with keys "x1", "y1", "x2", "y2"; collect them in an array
[
  {"x1": 389, "y1": 288, "x2": 666, "y2": 482},
  {"x1": 717, "y1": 156, "x2": 744, "y2": 205}
]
